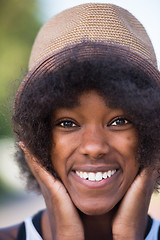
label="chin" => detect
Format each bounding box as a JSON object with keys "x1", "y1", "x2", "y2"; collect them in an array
[{"x1": 77, "y1": 202, "x2": 115, "y2": 216}]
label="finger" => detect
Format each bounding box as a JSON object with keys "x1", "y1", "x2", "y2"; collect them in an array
[
  {"x1": 18, "y1": 141, "x2": 66, "y2": 195},
  {"x1": 19, "y1": 141, "x2": 51, "y2": 179},
  {"x1": 113, "y1": 166, "x2": 157, "y2": 224},
  {"x1": 133, "y1": 166, "x2": 159, "y2": 196},
  {"x1": 112, "y1": 167, "x2": 157, "y2": 239},
  {"x1": 117, "y1": 167, "x2": 157, "y2": 221},
  {"x1": 19, "y1": 141, "x2": 45, "y2": 178}
]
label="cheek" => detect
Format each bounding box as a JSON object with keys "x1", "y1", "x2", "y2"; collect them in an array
[
  {"x1": 110, "y1": 130, "x2": 139, "y2": 178},
  {"x1": 50, "y1": 132, "x2": 78, "y2": 174},
  {"x1": 111, "y1": 130, "x2": 138, "y2": 159},
  {"x1": 118, "y1": 131, "x2": 139, "y2": 179}
]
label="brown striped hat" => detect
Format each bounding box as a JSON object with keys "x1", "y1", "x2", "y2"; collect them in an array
[{"x1": 17, "y1": 3, "x2": 160, "y2": 99}]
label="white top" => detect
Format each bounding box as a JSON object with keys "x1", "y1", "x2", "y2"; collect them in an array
[
  {"x1": 24, "y1": 216, "x2": 43, "y2": 240},
  {"x1": 24, "y1": 216, "x2": 160, "y2": 240},
  {"x1": 145, "y1": 218, "x2": 160, "y2": 240}
]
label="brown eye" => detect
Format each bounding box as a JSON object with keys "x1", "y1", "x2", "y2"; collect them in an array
[
  {"x1": 56, "y1": 120, "x2": 78, "y2": 128},
  {"x1": 109, "y1": 117, "x2": 131, "y2": 127}
]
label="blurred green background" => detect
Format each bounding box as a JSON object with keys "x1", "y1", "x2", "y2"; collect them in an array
[
  {"x1": 0, "y1": 0, "x2": 42, "y2": 138},
  {"x1": 0, "y1": 1, "x2": 47, "y2": 228},
  {"x1": 0, "y1": 0, "x2": 43, "y2": 194}
]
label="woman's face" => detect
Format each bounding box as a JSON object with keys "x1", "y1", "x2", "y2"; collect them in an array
[{"x1": 51, "y1": 91, "x2": 139, "y2": 215}]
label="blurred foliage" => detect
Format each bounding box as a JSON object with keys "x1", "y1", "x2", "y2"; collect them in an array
[
  {"x1": 0, "y1": 176, "x2": 12, "y2": 200},
  {"x1": 0, "y1": 0, "x2": 42, "y2": 138}
]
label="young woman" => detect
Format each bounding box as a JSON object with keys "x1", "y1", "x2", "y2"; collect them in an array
[{"x1": 1, "y1": 3, "x2": 160, "y2": 240}]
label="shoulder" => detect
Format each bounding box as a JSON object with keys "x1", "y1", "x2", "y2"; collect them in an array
[
  {"x1": 0, "y1": 224, "x2": 20, "y2": 240},
  {"x1": 0, "y1": 210, "x2": 46, "y2": 240},
  {"x1": 145, "y1": 216, "x2": 160, "y2": 240}
]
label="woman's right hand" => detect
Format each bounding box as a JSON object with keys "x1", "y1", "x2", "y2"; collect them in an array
[{"x1": 19, "y1": 142, "x2": 84, "y2": 240}]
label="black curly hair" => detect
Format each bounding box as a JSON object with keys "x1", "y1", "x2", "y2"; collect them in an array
[{"x1": 13, "y1": 42, "x2": 160, "y2": 191}]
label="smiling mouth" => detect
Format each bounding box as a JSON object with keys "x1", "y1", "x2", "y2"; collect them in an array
[{"x1": 75, "y1": 170, "x2": 117, "y2": 182}]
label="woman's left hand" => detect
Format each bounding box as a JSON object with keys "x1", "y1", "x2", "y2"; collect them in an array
[{"x1": 112, "y1": 166, "x2": 159, "y2": 240}]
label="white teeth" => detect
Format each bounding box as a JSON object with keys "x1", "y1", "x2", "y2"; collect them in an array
[
  {"x1": 75, "y1": 169, "x2": 117, "y2": 181},
  {"x1": 103, "y1": 172, "x2": 107, "y2": 179},
  {"x1": 108, "y1": 170, "x2": 112, "y2": 178},
  {"x1": 88, "y1": 172, "x2": 96, "y2": 181},
  {"x1": 83, "y1": 172, "x2": 88, "y2": 179},
  {"x1": 76, "y1": 171, "x2": 80, "y2": 176},
  {"x1": 80, "y1": 172, "x2": 83, "y2": 178},
  {"x1": 95, "y1": 172, "x2": 103, "y2": 181}
]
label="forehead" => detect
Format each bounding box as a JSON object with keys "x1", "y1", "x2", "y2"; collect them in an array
[{"x1": 54, "y1": 90, "x2": 125, "y2": 119}]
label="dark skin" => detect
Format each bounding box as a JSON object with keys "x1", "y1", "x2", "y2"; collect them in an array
[{"x1": 0, "y1": 91, "x2": 158, "y2": 240}]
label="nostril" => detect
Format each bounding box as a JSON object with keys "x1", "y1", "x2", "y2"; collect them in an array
[
  {"x1": 96, "y1": 153, "x2": 105, "y2": 159},
  {"x1": 82, "y1": 152, "x2": 105, "y2": 159},
  {"x1": 79, "y1": 141, "x2": 110, "y2": 159}
]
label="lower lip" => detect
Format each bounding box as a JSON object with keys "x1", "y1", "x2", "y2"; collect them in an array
[{"x1": 71, "y1": 170, "x2": 119, "y2": 189}]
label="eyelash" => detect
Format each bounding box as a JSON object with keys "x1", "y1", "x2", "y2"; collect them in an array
[
  {"x1": 55, "y1": 119, "x2": 79, "y2": 128},
  {"x1": 108, "y1": 117, "x2": 131, "y2": 127},
  {"x1": 55, "y1": 117, "x2": 131, "y2": 129}
]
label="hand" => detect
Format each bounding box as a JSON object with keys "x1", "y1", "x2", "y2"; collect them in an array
[
  {"x1": 112, "y1": 166, "x2": 159, "y2": 240},
  {"x1": 19, "y1": 142, "x2": 84, "y2": 240}
]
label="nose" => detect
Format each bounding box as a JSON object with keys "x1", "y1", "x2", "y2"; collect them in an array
[{"x1": 79, "y1": 126, "x2": 110, "y2": 159}]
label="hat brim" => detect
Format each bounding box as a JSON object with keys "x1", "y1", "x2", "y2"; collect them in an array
[{"x1": 16, "y1": 41, "x2": 160, "y2": 106}]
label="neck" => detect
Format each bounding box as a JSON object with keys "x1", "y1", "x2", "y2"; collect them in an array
[
  {"x1": 79, "y1": 208, "x2": 116, "y2": 240},
  {"x1": 42, "y1": 207, "x2": 117, "y2": 240}
]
